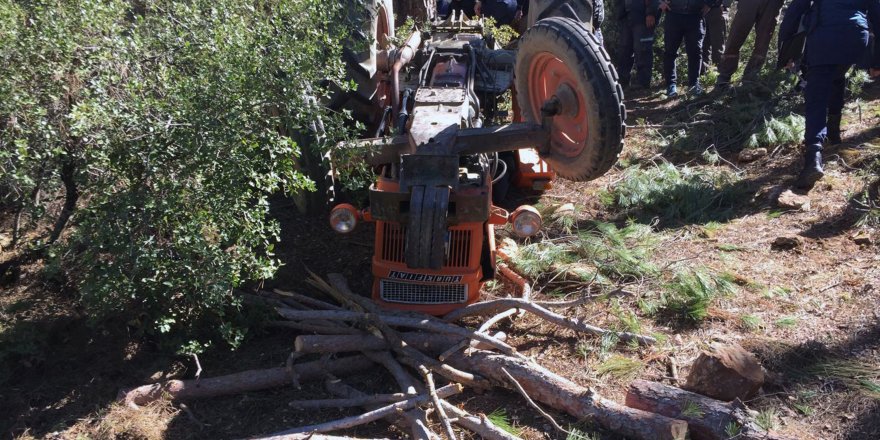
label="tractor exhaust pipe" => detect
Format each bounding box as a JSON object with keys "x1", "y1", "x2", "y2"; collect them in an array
[{"x1": 392, "y1": 29, "x2": 421, "y2": 119}]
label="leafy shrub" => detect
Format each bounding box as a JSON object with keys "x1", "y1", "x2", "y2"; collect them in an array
[{"x1": 1, "y1": 0, "x2": 354, "y2": 346}]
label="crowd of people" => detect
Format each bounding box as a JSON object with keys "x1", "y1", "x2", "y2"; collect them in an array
[{"x1": 439, "y1": 0, "x2": 880, "y2": 190}]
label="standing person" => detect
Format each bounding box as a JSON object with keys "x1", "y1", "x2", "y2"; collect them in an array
[
  {"x1": 617, "y1": 0, "x2": 661, "y2": 89},
  {"x1": 715, "y1": 0, "x2": 784, "y2": 88},
  {"x1": 779, "y1": 0, "x2": 880, "y2": 190},
  {"x1": 661, "y1": 0, "x2": 721, "y2": 97},
  {"x1": 701, "y1": 0, "x2": 731, "y2": 75}
]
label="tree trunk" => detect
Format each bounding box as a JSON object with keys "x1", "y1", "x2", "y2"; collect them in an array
[
  {"x1": 625, "y1": 380, "x2": 794, "y2": 440},
  {"x1": 445, "y1": 349, "x2": 689, "y2": 440},
  {"x1": 48, "y1": 158, "x2": 78, "y2": 244},
  {"x1": 119, "y1": 355, "x2": 374, "y2": 406}
]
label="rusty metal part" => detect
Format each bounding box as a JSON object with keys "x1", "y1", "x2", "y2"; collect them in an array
[{"x1": 391, "y1": 29, "x2": 422, "y2": 118}]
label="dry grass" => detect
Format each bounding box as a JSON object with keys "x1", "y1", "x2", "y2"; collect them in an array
[{"x1": 66, "y1": 400, "x2": 178, "y2": 440}]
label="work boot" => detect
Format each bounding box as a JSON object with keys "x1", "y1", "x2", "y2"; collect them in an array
[
  {"x1": 667, "y1": 84, "x2": 678, "y2": 98},
  {"x1": 716, "y1": 76, "x2": 731, "y2": 91},
  {"x1": 689, "y1": 84, "x2": 705, "y2": 96},
  {"x1": 827, "y1": 114, "x2": 842, "y2": 145},
  {"x1": 794, "y1": 148, "x2": 824, "y2": 191}
]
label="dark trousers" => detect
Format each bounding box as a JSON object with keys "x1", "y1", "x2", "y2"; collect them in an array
[
  {"x1": 618, "y1": 20, "x2": 656, "y2": 88},
  {"x1": 804, "y1": 64, "x2": 849, "y2": 152},
  {"x1": 664, "y1": 12, "x2": 705, "y2": 87},
  {"x1": 717, "y1": 0, "x2": 784, "y2": 82},
  {"x1": 701, "y1": 6, "x2": 728, "y2": 74}
]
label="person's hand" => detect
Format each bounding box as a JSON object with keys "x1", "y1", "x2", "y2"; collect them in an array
[
  {"x1": 871, "y1": 68, "x2": 880, "y2": 78},
  {"x1": 646, "y1": 15, "x2": 656, "y2": 28},
  {"x1": 702, "y1": 5, "x2": 710, "y2": 15},
  {"x1": 659, "y1": 1, "x2": 670, "y2": 12},
  {"x1": 514, "y1": 8, "x2": 523, "y2": 21},
  {"x1": 474, "y1": 0, "x2": 482, "y2": 16}
]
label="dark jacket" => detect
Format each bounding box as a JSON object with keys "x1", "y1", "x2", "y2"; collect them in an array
[
  {"x1": 619, "y1": 0, "x2": 661, "y2": 23},
  {"x1": 780, "y1": 0, "x2": 880, "y2": 67},
  {"x1": 666, "y1": 0, "x2": 720, "y2": 15}
]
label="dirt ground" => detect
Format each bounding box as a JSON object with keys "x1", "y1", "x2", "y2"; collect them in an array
[{"x1": 2, "y1": 81, "x2": 879, "y2": 439}]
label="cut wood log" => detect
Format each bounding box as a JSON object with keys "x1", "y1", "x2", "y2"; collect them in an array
[
  {"x1": 441, "y1": 298, "x2": 657, "y2": 346},
  {"x1": 267, "y1": 320, "x2": 363, "y2": 335},
  {"x1": 626, "y1": 380, "x2": 794, "y2": 440},
  {"x1": 445, "y1": 349, "x2": 688, "y2": 440},
  {"x1": 276, "y1": 308, "x2": 520, "y2": 358},
  {"x1": 684, "y1": 342, "x2": 764, "y2": 401},
  {"x1": 119, "y1": 355, "x2": 373, "y2": 407},
  {"x1": 258, "y1": 384, "x2": 463, "y2": 438},
  {"x1": 325, "y1": 379, "x2": 434, "y2": 440},
  {"x1": 295, "y1": 333, "x2": 460, "y2": 356},
  {"x1": 289, "y1": 394, "x2": 408, "y2": 409},
  {"x1": 439, "y1": 400, "x2": 523, "y2": 440}
]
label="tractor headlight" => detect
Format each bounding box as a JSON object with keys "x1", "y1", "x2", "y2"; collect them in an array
[
  {"x1": 510, "y1": 205, "x2": 542, "y2": 238},
  {"x1": 329, "y1": 204, "x2": 359, "y2": 234}
]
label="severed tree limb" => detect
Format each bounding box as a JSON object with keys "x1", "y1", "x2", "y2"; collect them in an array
[
  {"x1": 325, "y1": 378, "x2": 434, "y2": 440},
  {"x1": 119, "y1": 355, "x2": 374, "y2": 407},
  {"x1": 441, "y1": 298, "x2": 657, "y2": 346},
  {"x1": 245, "y1": 436, "x2": 391, "y2": 440},
  {"x1": 276, "y1": 308, "x2": 521, "y2": 357},
  {"x1": 419, "y1": 366, "x2": 457, "y2": 440},
  {"x1": 289, "y1": 393, "x2": 408, "y2": 409},
  {"x1": 445, "y1": 349, "x2": 688, "y2": 440},
  {"x1": 312, "y1": 274, "x2": 492, "y2": 388},
  {"x1": 258, "y1": 384, "x2": 464, "y2": 438},
  {"x1": 296, "y1": 333, "x2": 460, "y2": 357},
  {"x1": 363, "y1": 351, "x2": 420, "y2": 395},
  {"x1": 267, "y1": 320, "x2": 364, "y2": 335},
  {"x1": 626, "y1": 380, "x2": 795, "y2": 440},
  {"x1": 439, "y1": 400, "x2": 523, "y2": 440},
  {"x1": 270, "y1": 288, "x2": 345, "y2": 311},
  {"x1": 500, "y1": 367, "x2": 567, "y2": 435}
]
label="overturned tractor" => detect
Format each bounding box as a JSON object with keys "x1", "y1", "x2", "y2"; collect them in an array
[{"x1": 328, "y1": 3, "x2": 625, "y2": 315}]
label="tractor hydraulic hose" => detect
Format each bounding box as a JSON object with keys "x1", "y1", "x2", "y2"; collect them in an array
[
  {"x1": 396, "y1": 88, "x2": 413, "y2": 134},
  {"x1": 392, "y1": 29, "x2": 422, "y2": 119},
  {"x1": 465, "y1": 44, "x2": 481, "y2": 126}
]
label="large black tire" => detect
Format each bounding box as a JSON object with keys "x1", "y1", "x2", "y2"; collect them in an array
[
  {"x1": 526, "y1": 0, "x2": 595, "y2": 29},
  {"x1": 327, "y1": 0, "x2": 395, "y2": 130},
  {"x1": 514, "y1": 17, "x2": 625, "y2": 182}
]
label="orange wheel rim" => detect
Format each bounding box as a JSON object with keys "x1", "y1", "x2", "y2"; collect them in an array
[{"x1": 527, "y1": 53, "x2": 588, "y2": 158}]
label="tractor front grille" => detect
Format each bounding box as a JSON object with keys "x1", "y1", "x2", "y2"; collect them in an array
[
  {"x1": 379, "y1": 280, "x2": 468, "y2": 304},
  {"x1": 380, "y1": 223, "x2": 471, "y2": 268}
]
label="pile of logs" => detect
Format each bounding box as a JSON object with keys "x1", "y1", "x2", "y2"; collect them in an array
[{"x1": 118, "y1": 273, "x2": 790, "y2": 440}]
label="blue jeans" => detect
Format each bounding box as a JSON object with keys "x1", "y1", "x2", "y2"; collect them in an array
[
  {"x1": 663, "y1": 12, "x2": 705, "y2": 87},
  {"x1": 804, "y1": 64, "x2": 849, "y2": 152}
]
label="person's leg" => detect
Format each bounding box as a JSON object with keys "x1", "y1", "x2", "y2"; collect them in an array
[
  {"x1": 684, "y1": 14, "x2": 705, "y2": 88},
  {"x1": 744, "y1": 0, "x2": 784, "y2": 78},
  {"x1": 664, "y1": 13, "x2": 686, "y2": 91},
  {"x1": 635, "y1": 23, "x2": 656, "y2": 88},
  {"x1": 826, "y1": 64, "x2": 851, "y2": 144},
  {"x1": 701, "y1": 15, "x2": 712, "y2": 75},
  {"x1": 717, "y1": 0, "x2": 760, "y2": 84},
  {"x1": 618, "y1": 22, "x2": 636, "y2": 87},
  {"x1": 797, "y1": 64, "x2": 835, "y2": 189},
  {"x1": 710, "y1": 7, "x2": 727, "y2": 66}
]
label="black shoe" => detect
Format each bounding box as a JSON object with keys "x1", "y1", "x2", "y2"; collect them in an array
[
  {"x1": 794, "y1": 150, "x2": 824, "y2": 190},
  {"x1": 827, "y1": 114, "x2": 842, "y2": 145}
]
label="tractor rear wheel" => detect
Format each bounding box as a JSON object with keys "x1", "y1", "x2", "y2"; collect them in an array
[
  {"x1": 328, "y1": 0, "x2": 395, "y2": 131},
  {"x1": 514, "y1": 17, "x2": 625, "y2": 182}
]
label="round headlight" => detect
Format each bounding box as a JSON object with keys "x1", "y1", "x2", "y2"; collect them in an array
[
  {"x1": 329, "y1": 204, "x2": 358, "y2": 234},
  {"x1": 511, "y1": 205, "x2": 542, "y2": 238}
]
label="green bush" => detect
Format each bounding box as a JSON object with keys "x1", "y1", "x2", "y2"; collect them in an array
[{"x1": 1, "y1": 0, "x2": 353, "y2": 347}]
